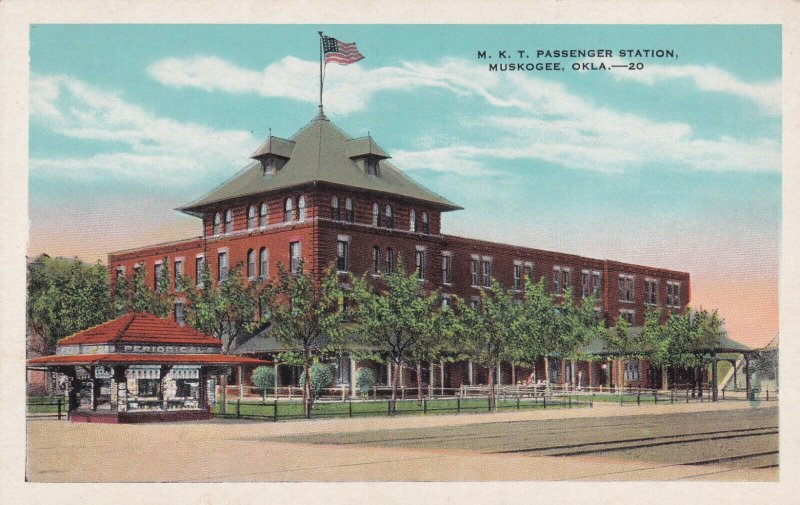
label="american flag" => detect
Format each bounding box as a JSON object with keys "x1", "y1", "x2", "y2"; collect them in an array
[{"x1": 322, "y1": 36, "x2": 365, "y2": 65}]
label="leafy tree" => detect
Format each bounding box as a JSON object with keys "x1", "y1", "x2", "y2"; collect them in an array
[
  {"x1": 27, "y1": 254, "x2": 112, "y2": 354},
  {"x1": 356, "y1": 367, "x2": 377, "y2": 396},
  {"x1": 251, "y1": 366, "x2": 276, "y2": 400},
  {"x1": 514, "y1": 277, "x2": 561, "y2": 392},
  {"x1": 264, "y1": 261, "x2": 345, "y2": 418},
  {"x1": 180, "y1": 263, "x2": 261, "y2": 413},
  {"x1": 557, "y1": 291, "x2": 604, "y2": 390},
  {"x1": 350, "y1": 260, "x2": 442, "y2": 413},
  {"x1": 299, "y1": 363, "x2": 334, "y2": 400},
  {"x1": 453, "y1": 279, "x2": 518, "y2": 411},
  {"x1": 131, "y1": 265, "x2": 156, "y2": 313}
]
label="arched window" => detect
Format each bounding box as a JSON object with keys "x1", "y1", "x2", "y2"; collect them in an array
[
  {"x1": 247, "y1": 205, "x2": 256, "y2": 230},
  {"x1": 385, "y1": 205, "x2": 394, "y2": 229},
  {"x1": 284, "y1": 198, "x2": 294, "y2": 222},
  {"x1": 409, "y1": 209, "x2": 417, "y2": 232},
  {"x1": 213, "y1": 212, "x2": 222, "y2": 235},
  {"x1": 298, "y1": 195, "x2": 307, "y2": 222},
  {"x1": 372, "y1": 246, "x2": 381, "y2": 274},
  {"x1": 331, "y1": 196, "x2": 340, "y2": 220},
  {"x1": 259, "y1": 247, "x2": 268, "y2": 278},
  {"x1": 259, "y1": 202, "x2": 268, "y2": 227},
  {"x1": 224, "y1": 209, "x2": 233, "y2": 233},
  {"x1": 247, "y1": 249, "x2": 256, "y2": 278},
  {"x1": 372, "y1": 202, "x2": 380, "y2": 227},
  {"x1": 345, "y1": 197, "x2": 354, "y2": 222},
  {"x1": 386, "y1": 247, "x2": 395, "y2": 274},
  {"x1": 421, "y1": 211, "x2": 429, "y2": 234}
]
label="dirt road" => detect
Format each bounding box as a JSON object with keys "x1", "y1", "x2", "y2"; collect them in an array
[{"x1": 26, "y1": 401, "x2": 777, "y2": 481}]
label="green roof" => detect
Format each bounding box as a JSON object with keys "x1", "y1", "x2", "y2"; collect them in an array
[{"x1": 178, "y1": 112, "x2": 461, "y2": 214}]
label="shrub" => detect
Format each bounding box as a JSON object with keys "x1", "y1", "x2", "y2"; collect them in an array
[
  {"x1": 299, "y1": 363, "x2": 333, "y2": 399},
  {"x1": 251, "y1": 366, "x2": 276, "y2": 400},
  {"x1": 356, "y1": 367, "x2": 376, "y2": 396}
]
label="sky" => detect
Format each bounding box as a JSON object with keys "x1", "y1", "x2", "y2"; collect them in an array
[{"x1": 27, "y1": 24, "x2": 781, "y2": 347}]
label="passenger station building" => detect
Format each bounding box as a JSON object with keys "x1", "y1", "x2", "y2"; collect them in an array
[{"x1": 108, "y1": 111, "x2": 690, "y2": 393}]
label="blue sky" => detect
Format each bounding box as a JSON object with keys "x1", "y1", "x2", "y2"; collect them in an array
[{"x1": 28, "y1": 24, "x2": 781, "y2": 345}]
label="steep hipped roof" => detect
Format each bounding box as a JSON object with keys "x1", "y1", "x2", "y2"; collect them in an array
[
  {"x1": 178, "y1": 112, "x2": 461, "y2": 214},
  {"x1": 57, "y1": 312, "x2": 221, "y2": 347}
]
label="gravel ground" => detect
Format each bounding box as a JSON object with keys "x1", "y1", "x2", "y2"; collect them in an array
[{"x1": 26, "y1": 400, "x2": 778, "y2": 482}]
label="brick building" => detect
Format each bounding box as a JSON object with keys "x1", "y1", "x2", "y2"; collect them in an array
[{"x1": 109, "y1": 111, "x2": 690, "y2": 392}]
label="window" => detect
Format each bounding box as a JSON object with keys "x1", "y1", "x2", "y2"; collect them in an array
[
  {"x1": 298, "y1": 195, "x2": 307, "y2": 222},
  {"x1": 592, "y1": 272, "x2": 601, "y2": 296},
  {"x1": 259, "y1": 297, "x2": 271, "y2": 321},
  {"x1": 218, "y1": 252, "x2": 228, "y2": 282},
  {"x1": 523, "y1": 263, "x2": 533, "y2": 285},
  {"x1": 481, "y1": 259, "x2": 492, "y2": 288},
  {"x1": 624, "y1": 360, "x2": 641, "y2": 382},
  {"x1": 513, "y1": 263, "x2": 523, "y2": 291},
  {"x1": 667, "y1": 281, "x2": 682, "y2": 308},
  {"x1": 259, "y1": 248, "x2": 268, "y2": 279},
  {"x1": 175, "y1": 379, "x2": 197, "y2": 398},
  {"x1": 195, "y1": 256, "x2": 205, "y2": 287},
  {"x1": 331, "y1": 196, "x2": 340, "y2": 220},
  {"x1": 345, "y1": 198, "x2": 354, "y2": 222},
  {"x1": 247, "y1": 205, "x2": 256, "y2": 229},
  {"x1": 247, "y1": 249, "x2": 256, "y2": 279},
  {"x1": 386, "y1": 247, "x2": 395, "y2": 274},
  {"x1": 581, "y1": 271, "x2": 590, "y2": 298},
  {"x1": 372, "y1": 203, "x2": 380, "y2": 227},
  {"x1": 115, "y1": 267, "x2": 125, "y2": 281},
  {"x1": 441, "y1": 296, "x2": 451, "y2": 309},
  {"x1": 289, "y1": 242, "x2": 302, "y2": 274},
  {"x1": 554, "y1": 267, "x2": 571, "y2": 295},
  {"x1": 421, "y1": 211, "x2": 429, "y2": 234},
  {"x1": 284, "y1": 198, "x2": 294, "y2": 222},
  {"x1": 224, "y1": 209, "x2": 233, "y2": 233},
  {"x1": 470, "y1": 297, "x2": 480, "y2": 310},
  {"x1": 619, "y1": 309, "x2": 635, "y2": 325},
  {"x1": 137, "y1": 379, "x2": 160, "y2": 397},
  {"x1": 366, "y1": 157, "x2": 379, "y2": 176},
  {"x1": 174, "y1": 301, "x2": 186, "y2": 326},
  {"x1": 644, "y1": 278, "x2": 658, "y2": 305},
  {"x1": 154, "y1": 263, "x2": 164, "y2": 290},
  {"x1": 409, "y1": 210, "x2": 416, "y2": 232},
  {"x1": 442, "y1": 254, "x2": 453, "y2": 285},
  {"x1": 213, "y1": 212, "x2": 222, "y2": 235},
  {"x1": 416, "y1": 250, "x2": 426, "y2": 280},
  {"x1": 174, "y1": 260, "x2": 183, "y2": 292},
  {"x1": 618, "y1": 274, "x2": 634, "y2": 302},
  {"x1": 372, "y1": 246, "x2": 381, "y2": 274},
  {"x1": 385, "y1": 205, "x2": 394, "y2": 229},
  {"x1": 260, "y1": 202, "x2": 268, "y2": 227},
  {"x1": 471, "y1": 258, "x2": 480, "y2": 287},
  {"x1": 337, "y1": 240, "x2": 349, "y2": 272}
]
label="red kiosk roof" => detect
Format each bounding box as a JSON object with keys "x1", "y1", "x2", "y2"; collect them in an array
[
  {"x1": 57, "y1": 312, "x2": 222, "y2": 347},
  {"x1": 27, "y1": 354, "x2": 269, "y2": 367}
]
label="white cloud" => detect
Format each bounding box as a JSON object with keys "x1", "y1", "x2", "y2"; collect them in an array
[
  {"x1": 145, "y1": 55, "x2": 780, "y2": 175},
  {"x1": 29, "y1": 74, "x2": 257, "y2": 183},
  {"x1": 608, "y1": 62, "x2": 781, "y2": 116}
]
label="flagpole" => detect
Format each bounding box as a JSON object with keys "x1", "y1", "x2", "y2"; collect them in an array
[{"x1": 318, "y1": 31, "x2": 324, "y2": 114}]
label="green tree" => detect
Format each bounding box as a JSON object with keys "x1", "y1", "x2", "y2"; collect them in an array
[
  {"x1": 356, "y1": 367, "x2": 377, "y2": 396},
  {"x1": 131, "y1": 265, "x2": 156, "y2": 313},
  {"x1": 27, "y1": 255, "x2": 112, "y2": 354},
  {"x1": 603, "y1": 313, "x2": 647, "y2": 394},
  {"x1": 251, "y1": 366, "x2": 276, "y2": 401},
  {"x1": 453, "y1": 279, "x2": 518, "y2": 412},
  {"x1": 514, "y1": 277, "x2": 560, "y2": 392},
  {"x1": 299, "y1": 363, "x2": 334, "y2": 400},
  {"x1": 351, "y1": 260, "x2": 442, "y2": 413},
  {"x1": 557, "y1": 291, "x2": 604, "y2": 390},
  {"x1": 180, "y1": 263, "x2": 261, "y2": 413},
  {"x1": 264, "y1": 261, "x2": 345, "y2": 418}
]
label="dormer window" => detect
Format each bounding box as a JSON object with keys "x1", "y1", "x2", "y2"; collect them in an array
[
  {"x1": 250, "y1": 135, "x2": 295, "y2": 176},
  {"x1": 366, "y1": 157, "x2": 380, "y2": 176}
]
